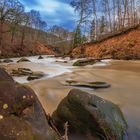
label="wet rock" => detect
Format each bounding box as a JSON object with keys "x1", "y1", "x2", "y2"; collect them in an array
[
  {"x1": 38, "y1": 55, "x2": 44, "y2": 59},
  {"x1": 14, "y1": 84, "x2": 36, "y2": 115},
  {"x1": 27, "y1": 71, "x2": 45, "y2": 81},
  {"x1": 0, "y1": 82, "x2": 18, "y2": 117},
  {"x1": 10, "y1": 68, "x2": 45, "y2": 81},
  {"x1": 17, "y1": 57, "x2": 30, "y2": 63},
  {"x1": 73, "y1": 59, "x2": 100, "y2": 66},
  {"x1": 0, "y1": 67, "x2": 14, "y2": 82},
  {"x1": 64, "y1": 61, "x2": 68, "y2": 63},
  {"x1": 15, "y1": 85, "x2": 59, "y2": 140},
  {"x1": 3, "y1": 59, "x2": 13, "y2": 63},
  {"x1": 55, "y1": 60, "x2": 68, "y2": 63},
  {"x1": 63, "y1": 80, "x2": 111, "y2": 89},
  {"x1": 52, "y1": 89, "x2": 127, "y2": 140},
  {"x1": 0, "y1": 68, "x2": 60, "y2": 140},
  {"x1": 11, "y1": 68, "x2": 32, "y2": 76},
  {"x1": 0, "y1": 116, "x2": 39, "y2": 140}
]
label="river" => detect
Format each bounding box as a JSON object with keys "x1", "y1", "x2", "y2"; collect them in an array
[{"x1": 0, "y1": 55, "x2": 140, "y2": 140}]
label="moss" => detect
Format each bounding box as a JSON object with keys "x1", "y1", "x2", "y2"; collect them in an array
[{"x1": 114, "y1": 120, "x2": 126, "y2": 140}]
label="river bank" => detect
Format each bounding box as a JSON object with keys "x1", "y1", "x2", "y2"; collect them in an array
[{"x1": 1, "y1": 56, "x2": 140, "y2": 139}]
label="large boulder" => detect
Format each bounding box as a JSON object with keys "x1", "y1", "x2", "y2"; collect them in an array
[
  {"x1": 52, "y1": 89, "x2": 127, "y2": 140},
  {"x1": 73, "y1": 59, "x2": 100, "y2": 66},
  {"x1": 0, "y1": 68, "x2": 59, "y2": 140}
]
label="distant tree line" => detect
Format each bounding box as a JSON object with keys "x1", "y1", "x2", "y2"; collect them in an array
[
  {"x1": 0, "y1": 0, "x2": 75, "y2": 53},
  {"x1": 70, "y1": 0, "x2": 140, "y2": 48},
  {"x1": 0, "y1": 0, "x2": 49, "y2": 49}
]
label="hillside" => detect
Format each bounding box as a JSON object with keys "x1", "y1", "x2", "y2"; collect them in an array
[
  {"x1": 72, "y1": 26, "x2": 140, "y2": 60},
  {"x1": 0, "y1": 23, "x2": 62, "y2": 58}
]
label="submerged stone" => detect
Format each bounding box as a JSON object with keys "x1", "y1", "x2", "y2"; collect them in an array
[
  {"x1": 3, "y1": 59, "x2": 13, "y2": 63},
  {"x1": 73, "y1": 59, "x2": 99, "y2": 66},
  {"x1": 11, "y1": 68, "x2": 32, "y2": 76},
  {"x1": 17, "y1": 57, "x2": 30, "y2": 63},
  {"x1": 27, "y1": 71, "x2": 45, "y2": 81},
  {"x1": 63, "y1": 80, "x2": 111, "y2": 89}
]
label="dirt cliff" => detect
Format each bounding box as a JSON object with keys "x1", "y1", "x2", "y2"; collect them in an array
[{"x1": 72, "y1": 26, "x2": 140, "y2": 60}]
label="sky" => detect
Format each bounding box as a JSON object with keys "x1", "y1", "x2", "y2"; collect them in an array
[{"x1": 20, "y1": 0, "x2": 78, "y2": 31}]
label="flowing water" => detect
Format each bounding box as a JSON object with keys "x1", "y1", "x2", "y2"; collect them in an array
[
  {"x1": 1, "y1": 56, "x2": 73, "y2": 83},
  {"x1": 0, "y1": 56, "x2": 140, "y2": 140}
]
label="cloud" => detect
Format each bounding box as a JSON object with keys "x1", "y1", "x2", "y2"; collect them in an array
[
  {"x1": 20, "y1": 0, "x2": 78, "y2": 31},
  {"x1": 20, "y1": 0, "x2": 39, "y2": 7}
]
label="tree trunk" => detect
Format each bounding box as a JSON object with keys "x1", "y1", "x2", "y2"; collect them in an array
[
  {"x1": 112, "y1": 0, "x2": 116, "y2": 31},
  {"x1": 106, "y1": 0, "x2": 112, "y2": 32},
  {"x1": 0, "y1": 22, "x2": 3, "y2": 48},
  {"x1": 21, "y1": 26, "x2": 25, "y2": 49},
  {"x1": 11, "y1": 31, "x2": 15, "y2": 43},
  {"x1": 92, "y1": 0, "x2": 97, "y2": 40},
  {"x1": 117, "y1": 0, "x2": 121, "y2": 30},
  {"x1": 122, "y1": 0, "x2": 128, "y2": 28}
]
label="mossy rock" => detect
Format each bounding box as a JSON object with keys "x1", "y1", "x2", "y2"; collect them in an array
[
  {"x1": 73, "y1": 59, "x2": 99, "y2": 66},
  {"x1": 52, "y1": 89, "x2": 127, "y2": 140}
]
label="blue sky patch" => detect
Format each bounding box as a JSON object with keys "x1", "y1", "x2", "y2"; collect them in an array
[{"x1": 20, "y1": 0, "x2": 78, "y2": 31}]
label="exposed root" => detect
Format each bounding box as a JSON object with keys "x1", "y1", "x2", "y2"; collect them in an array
[
  {"x1": 61, "y1": 122, "x2": 69, "y2": 140},
  {"x1": 47, "y1": 113, "x2": 69, "y2": 140}
]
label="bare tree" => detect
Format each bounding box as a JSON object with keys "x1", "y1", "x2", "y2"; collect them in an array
[
  {"x1": 70, "y1": 0, "x2": 140, "y2": 43},
  {"x1": 70, "y1": 0, "x2": 90, "y2": 27},
  {"x1": 20, "y1": 12, "x2": 30, "y2": 48},
  {"x1": 0, "y1": 0, "x2": 23, "y2": 47},
  {"x1": 10, "y1": 3, "x2": 24, "y2": 43}
]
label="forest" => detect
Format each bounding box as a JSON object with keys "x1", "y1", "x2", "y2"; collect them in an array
[
  {"x1": 71, "y1": 0, "x2": 140, "y2": 47},
  {"x1": 0, "y1": 0, "x2": 140, "y2": 55}
]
